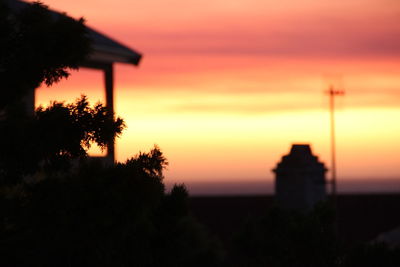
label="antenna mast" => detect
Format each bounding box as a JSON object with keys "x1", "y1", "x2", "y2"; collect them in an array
[{"x1": 328, "y1": 86, "x2": 344, "y2": 206}]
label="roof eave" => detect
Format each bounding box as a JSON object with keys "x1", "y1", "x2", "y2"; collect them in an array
[{"x1": 86, "y1": 49, "x2": 142, "y2": 66}]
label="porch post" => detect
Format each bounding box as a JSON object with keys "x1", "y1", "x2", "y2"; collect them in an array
[{"x1": 104, "y1": 63, "x2": 115, "y2": 163}]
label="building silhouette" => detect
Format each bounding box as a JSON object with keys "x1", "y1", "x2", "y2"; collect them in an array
[{"x1": 273, "y1": 144, "x2": 327, "y2": 210}]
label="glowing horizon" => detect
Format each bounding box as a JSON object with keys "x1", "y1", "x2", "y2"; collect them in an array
[{"x1": 33, "y1": 0, "x2": 400, "y2": 194}]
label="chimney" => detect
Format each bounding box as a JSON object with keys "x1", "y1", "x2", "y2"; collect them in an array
[{"x1": 273, "y1": 144, "x2": 327, "y2": 211}]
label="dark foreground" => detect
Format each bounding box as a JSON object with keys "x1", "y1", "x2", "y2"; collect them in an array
[{"x1": 190, "y1": 194, "x2": 400, "y2": 245}]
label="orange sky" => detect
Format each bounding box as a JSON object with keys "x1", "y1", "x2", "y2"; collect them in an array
[{"x1": 32, "y1": 0, "x2": 400, "y2": 194}]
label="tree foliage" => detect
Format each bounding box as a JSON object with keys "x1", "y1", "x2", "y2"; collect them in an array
[
  {"x1": 0, "y1": 0, "x2": 90, "y2": 110},
  {"x1": 0, "y1": 147, "x2": 223, "y2": 267},
  {"x1": 0, "y1": 1, "x2": 121, "y2": 184},
  {"x1": 0, "y1": 2, "x2": 223, "y2": 267},
  {"x1": 0, "y1": 96, "x2": 125, "y2": 184}
]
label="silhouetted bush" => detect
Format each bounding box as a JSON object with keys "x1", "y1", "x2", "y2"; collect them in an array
[
  {"x1": 0, "y1": 96, "x2": 125, "y2": 184},
  {"x1": 0, "y1": 2, "x2": 223, "y2": 266},
  {"x1": 0, "y1": 147, "x2": 224, "y2": 267},
  {"x1": 0, "y1": 0, "x2": 94, "y2": 184}
]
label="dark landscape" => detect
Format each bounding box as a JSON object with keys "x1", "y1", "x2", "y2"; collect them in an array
[
  {"x1": 190, "y1": 194, "x2": 400, "y2": 245},
  {"x1": 1, "y1": 0, "x2": 400, "y2": 266}
]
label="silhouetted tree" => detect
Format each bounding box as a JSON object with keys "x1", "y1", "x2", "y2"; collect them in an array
[
  {"x1": 0, "y1": 96, "x2": 125, "y2": 184},
  {"x1": 0, "y1": 3, "x2": 224, "y2": 267},
  {"x1": 0, "y1": 147, "x2": 224, "y2": 267},
  {"x1": 0, "y1": 1, "x2": 124, "y2": 184},
  {"x1": 0, "y1": 0, "x2": 90, "y2": 111}
]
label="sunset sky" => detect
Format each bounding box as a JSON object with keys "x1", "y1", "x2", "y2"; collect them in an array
[{"x1": 32, "y1": 0, "x2": 400, "y2": 194}]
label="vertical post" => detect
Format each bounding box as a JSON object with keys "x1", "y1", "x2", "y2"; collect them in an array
[
  {"x1": 328, "y1": 86, "x2": 344, "y2": 207},
  {"x1": 329, "y1": 87, "x2": 337, "y2": 205},
  {"x1": 104, "y1": 63, "x2": 114, "y2": 164}
]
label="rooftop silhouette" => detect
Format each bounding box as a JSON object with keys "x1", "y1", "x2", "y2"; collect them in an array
[{"x1": 274, "y1": 144, "x2": 327, "y2": 210}]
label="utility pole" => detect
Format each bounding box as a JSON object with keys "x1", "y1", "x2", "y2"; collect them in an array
[{"x1": 328, "y1": 86, "x2": 345, "y2": 207}]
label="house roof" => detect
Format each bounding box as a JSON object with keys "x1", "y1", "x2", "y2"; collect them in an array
[
  {"x1": 7, "y1": 0, "x2": 142, "y2": 66},
  {"x1": 87, "y1": 28, "x2": 142, "y2": 65}
]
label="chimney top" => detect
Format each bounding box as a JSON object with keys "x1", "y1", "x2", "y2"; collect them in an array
[{"x1": 290, "y1": 144, "x2": 312, "y2": 156}]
